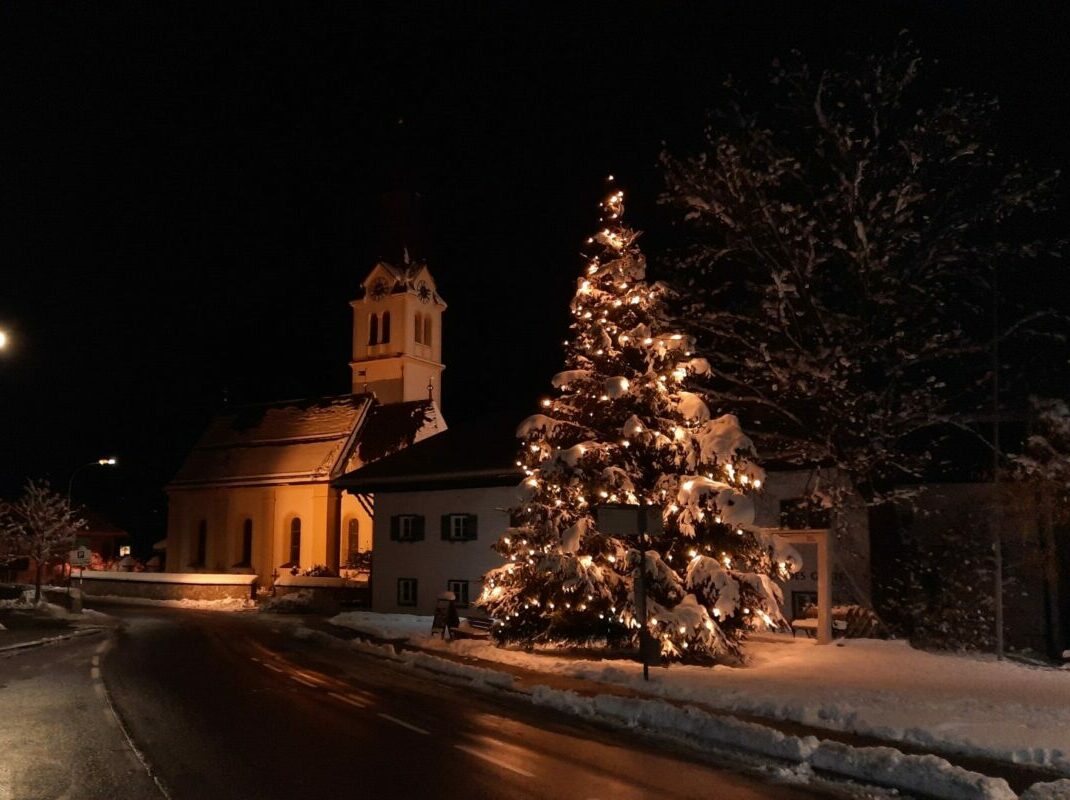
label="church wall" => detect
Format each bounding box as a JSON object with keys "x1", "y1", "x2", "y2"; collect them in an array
[{"x1": 340, "y1": 492, "x2": 373, "y2": 560}]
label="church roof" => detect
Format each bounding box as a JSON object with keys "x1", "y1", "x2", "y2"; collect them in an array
[
  {"x1": 169, "y1": 393, "x2": 444, "y2": 490},
  {"x1": 335, "y1": 413, "x2": 521, "y2": 493}
]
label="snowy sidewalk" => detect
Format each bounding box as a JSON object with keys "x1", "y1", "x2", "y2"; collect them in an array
[{"x1": 324, "y1": 612, "x2": 1070, "y2": 794}]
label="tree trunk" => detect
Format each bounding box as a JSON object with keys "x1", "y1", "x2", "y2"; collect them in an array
[{"x1": 34, "y1": 559, "x2": 43, "y2": 604}]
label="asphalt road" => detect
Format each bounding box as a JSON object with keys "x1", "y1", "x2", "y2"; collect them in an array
[{"x1": 3, "y1": 608, "x2": 871, "y2": 800}]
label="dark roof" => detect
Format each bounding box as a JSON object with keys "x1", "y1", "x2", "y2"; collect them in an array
[
  {"x1": 78, "y1": 509, "x2": 129, "y2": 538},
  {"x1": 335, "y1": 413, "x2": 522, "y2": 493}
]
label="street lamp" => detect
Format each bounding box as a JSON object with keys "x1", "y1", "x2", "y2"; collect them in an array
[
  {"x1": 67, "y1": 457, "x2": 119, "y2": 503},
  {"x1": 0, "y1": 329, "x2": 8, "y2": 350}
]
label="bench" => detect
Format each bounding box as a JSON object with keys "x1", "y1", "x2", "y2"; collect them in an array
[
  {"x1": 450, "y1": 617, "x2": 494, "y2": 640},
  {"x1": 790, "y1": 617, "x2": 848, "y2": 638}
]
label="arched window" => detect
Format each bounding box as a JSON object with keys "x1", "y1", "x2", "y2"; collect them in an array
[
  {"x1": 194, "y1": 520, "x2": 207, "y2": 567},
  {"x1": 289, "y1": 518, "x2": 302, "y2": 566},
  {"x1": 423, "y1": 316, "x2": 432, "y2": 349},
  {"x1": 381, "y1": 311, "x2": 391, "y2": 344},
  {"x1": 414, "y1": 312, "x2": 423, "y2": 345},
  {"x1": 368, "y1": 314, "x2": 379, "y2": 345},
  {"x1": 346, "y1": 518, "x2": 360, "y2": 565},
  {"x1": 239, "y1": 519, "x2": 253, "y2": 567}
]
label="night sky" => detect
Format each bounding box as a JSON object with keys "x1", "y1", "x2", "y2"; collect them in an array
[{"x1": 2, "y1": 2, "x2": 1068, "y2": 549}]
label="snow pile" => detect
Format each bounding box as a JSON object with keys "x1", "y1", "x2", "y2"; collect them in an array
[
  {"x1": 346, "y1": 637, "x2": 515, "y2": 690},
  {"x1": 811, "y1": 742, "x2": 1015, "y2": 800},
  {"x1": 1020, "y1": 780, "x2": 1070, "y2": 799},
  {"x1": 416, "y1": 629, "x2": 1070, "y2": 773},
  {"x1": 329, "y1": 611, "x2": 433, "y2": 640},
  {"x1": 89, "y1": 595, "x2": 255, "y2": 612}
]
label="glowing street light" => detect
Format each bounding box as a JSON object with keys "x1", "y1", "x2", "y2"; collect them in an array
[
  {"x1": 68, "y1": 457, "x2": 119, "y2": 502},
  {"x1": 0, "y1": 329, "x2": 8, "y2": 350}
]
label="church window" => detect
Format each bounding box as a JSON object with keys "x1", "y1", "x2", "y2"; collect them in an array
[
  {"x1": 193, "y1": 520, "x2": 207, "y2": 567},
  {"x1": 381, "y1": 311, "x2": 391, "y2": 344},
  {"x1": 414, "y1": 312, "x2": 424, "y2": 344},
  {"x1": 423, "y1": 316, "x2": 432, "y2": 348},
  {"x1": 289, "y1": 518, "x2": 302, "y2": 566},
  {"x1": 368, "y1": 314, "x2": 379, "y2": 345},
  {"x1": 238, "y1": 519, "x2": 253, "y2": 567},
  {"x1": 346, "y1": 518, "x2": 360, "y2": 565}
]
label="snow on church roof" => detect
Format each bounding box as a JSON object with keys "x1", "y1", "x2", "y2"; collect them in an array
[{"x1": 169, "y1": 394, "x2": 443, "y2": 489}]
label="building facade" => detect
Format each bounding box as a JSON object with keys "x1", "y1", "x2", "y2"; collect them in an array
[{"x1": 164, "y1": 262, "x2": 447, "y2": 585}]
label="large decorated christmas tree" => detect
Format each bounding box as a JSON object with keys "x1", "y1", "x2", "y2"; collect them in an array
[{"x1": 478, "y1": 183, "x2": 797, "y2": 661}]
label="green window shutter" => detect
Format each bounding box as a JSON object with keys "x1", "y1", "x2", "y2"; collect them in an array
[
  {"x1": 414, "y1": 515, "x2": 425, "y2": 542},
  {"x1": 466, "y1": 514, "x2": 478, "y2": 541},
  {"x1": 390, "y1": 515, "x2": 399, "y2": 541},
  {"x1": 441, "y1": 514, "x2": 450, "y2": 540}
]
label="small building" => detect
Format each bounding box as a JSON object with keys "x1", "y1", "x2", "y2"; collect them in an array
[
  {"x1": 335, "y1": 418, "x2": 522, "y2": 615},
  {"x1": 164, "y1": 261, "x2": 447, "y2": 585}
]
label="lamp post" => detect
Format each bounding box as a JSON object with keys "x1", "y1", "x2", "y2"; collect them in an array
[{"x1": 67, "y1": 457, "x2": 119, "y2": 503}]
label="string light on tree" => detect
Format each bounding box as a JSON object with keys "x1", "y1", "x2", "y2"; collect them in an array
[{"x1": 478, "y1": 179, "x2": 799, "y2": 661}]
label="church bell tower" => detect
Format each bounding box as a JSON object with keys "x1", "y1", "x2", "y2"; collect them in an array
[{"x1": 349, "y1": 262, "x2": 445, "y2": 405}]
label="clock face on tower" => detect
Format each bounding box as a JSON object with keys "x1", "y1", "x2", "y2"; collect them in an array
[
  {"x1": 369, "y1": 278, "x2": 390, "y2": 301},
  {"x1": 416, "y1": 281, "x2": 432, "y2": 304}
]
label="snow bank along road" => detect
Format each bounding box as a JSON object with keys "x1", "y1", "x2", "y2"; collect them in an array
[{"x1": 91, "y1": 608, "x2": 855, "y2": 800}]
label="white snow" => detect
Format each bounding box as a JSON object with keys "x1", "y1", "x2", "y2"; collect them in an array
[
  {"x1": 77, "y1": 571, "x2": 257, "y2": 585},
  {"x1": 329, "y1": 611, "x2": 435, "y2": 640},
  {"x1": 328, "y1": 610, "x2": 1070, "y2": 775},
  {"x1": 85, "y1": 595, "x2": 255, "y2": 611}
]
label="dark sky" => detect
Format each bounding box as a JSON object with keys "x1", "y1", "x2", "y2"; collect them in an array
[{"x1": 2, "y1": 1, "x2": 1068, "y2": 547}]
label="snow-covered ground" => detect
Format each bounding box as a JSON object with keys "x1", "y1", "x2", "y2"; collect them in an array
[{"x1": 329, "y1": 612, "x2": 1070, "y2": 774}]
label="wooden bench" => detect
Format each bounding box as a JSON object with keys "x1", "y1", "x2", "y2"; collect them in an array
[{"x1": 450, "y1": 617, "x2": 494, "y2": 640}]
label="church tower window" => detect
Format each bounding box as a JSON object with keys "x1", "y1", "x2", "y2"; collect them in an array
[
  {"x1": 381, "y1": 311, "x2": 391, "y2": 344},
  {"x1": 368, "y1": 314, "x2": 379, "y2": 345},
  {"x1": 423, "y1": 316, "x2": 432, "y2": 349},
  {"x1": 414, "y1": 312, "x2": 423, "y2": 344},
  {"x1": 289, "y1": 518, "x2": 302, "y2": 566}
]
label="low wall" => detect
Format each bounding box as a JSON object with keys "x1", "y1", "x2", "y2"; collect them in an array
[
  {"x1": 76, "y1": 571, "x2": 258, "y2": 602},
  {"x1": 273, "y1": 575, "x2": 369, "y2": 613}
]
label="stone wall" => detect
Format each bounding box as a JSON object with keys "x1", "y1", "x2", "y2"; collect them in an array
[{"x1": 77, "y1": 572, "x2": 257, "y2": 601}]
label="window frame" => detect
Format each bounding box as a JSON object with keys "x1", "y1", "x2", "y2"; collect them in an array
[
  {"x1": 447, "y1": 579, "x2": 470, "y2": 607},
  {"x1": 397, "y1": 577, "x2": 418, "y2": 607},
  {"x1": 289, "y1": 517, "x2": 302, "y2": 566}
]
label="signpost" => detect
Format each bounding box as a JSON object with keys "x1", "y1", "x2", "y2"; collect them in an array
[
  {"x1": 68, "y1": 546, "x2": 92, "y2": 608},
  {"x1": 595, "y1": 503, "x2": 662, "y2": 680}
]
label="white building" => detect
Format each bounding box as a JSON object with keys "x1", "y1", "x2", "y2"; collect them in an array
[{"x1": 336, "y1": 418, "x2": 522, "y2": 615}]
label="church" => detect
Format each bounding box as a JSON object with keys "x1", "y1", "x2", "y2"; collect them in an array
[{"x1": 164, "y1": 260, "x2": 448, "y2": 584}]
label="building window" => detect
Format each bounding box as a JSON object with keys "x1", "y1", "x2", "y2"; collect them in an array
[
  {"x1": 779, "y1": 498, "x2": 832, "y2": 530},
  {"x1": 414, "y1": 312, "x2": 424, "y2": 344},
  {"x1": 447, "y1": 579, "x2": 470, "y2": 607},
  {"x1": 390, "y1": 514, "x2": 424, "y2": 542},
  {"x1": 441, "y1": 513, "x2": 478, "y2": 542},
  {"x1": 238, "y1": 519, "x2": 253, "y2": 567},
  {"x1": 368, "y1": 313, "x2": 379, "y2": 345},
  {"x1": 381, "y1": 311, "x2": 391, "y2": 344},
  {"x1": 346, "y1": 518, "x2": 360, "y2": 565},
  {"x1": 397, "y1": 578, "x2": 417, "y2": 607},
  {"x1": 423, "y1": 316, "x2": 432, "y2": 348},
  {"x1": 193, "y1": 520, "x2": 207, "y2": 567},
  {"x1": 289, "y1": 518, "x2": 302, "y2": 566}
]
